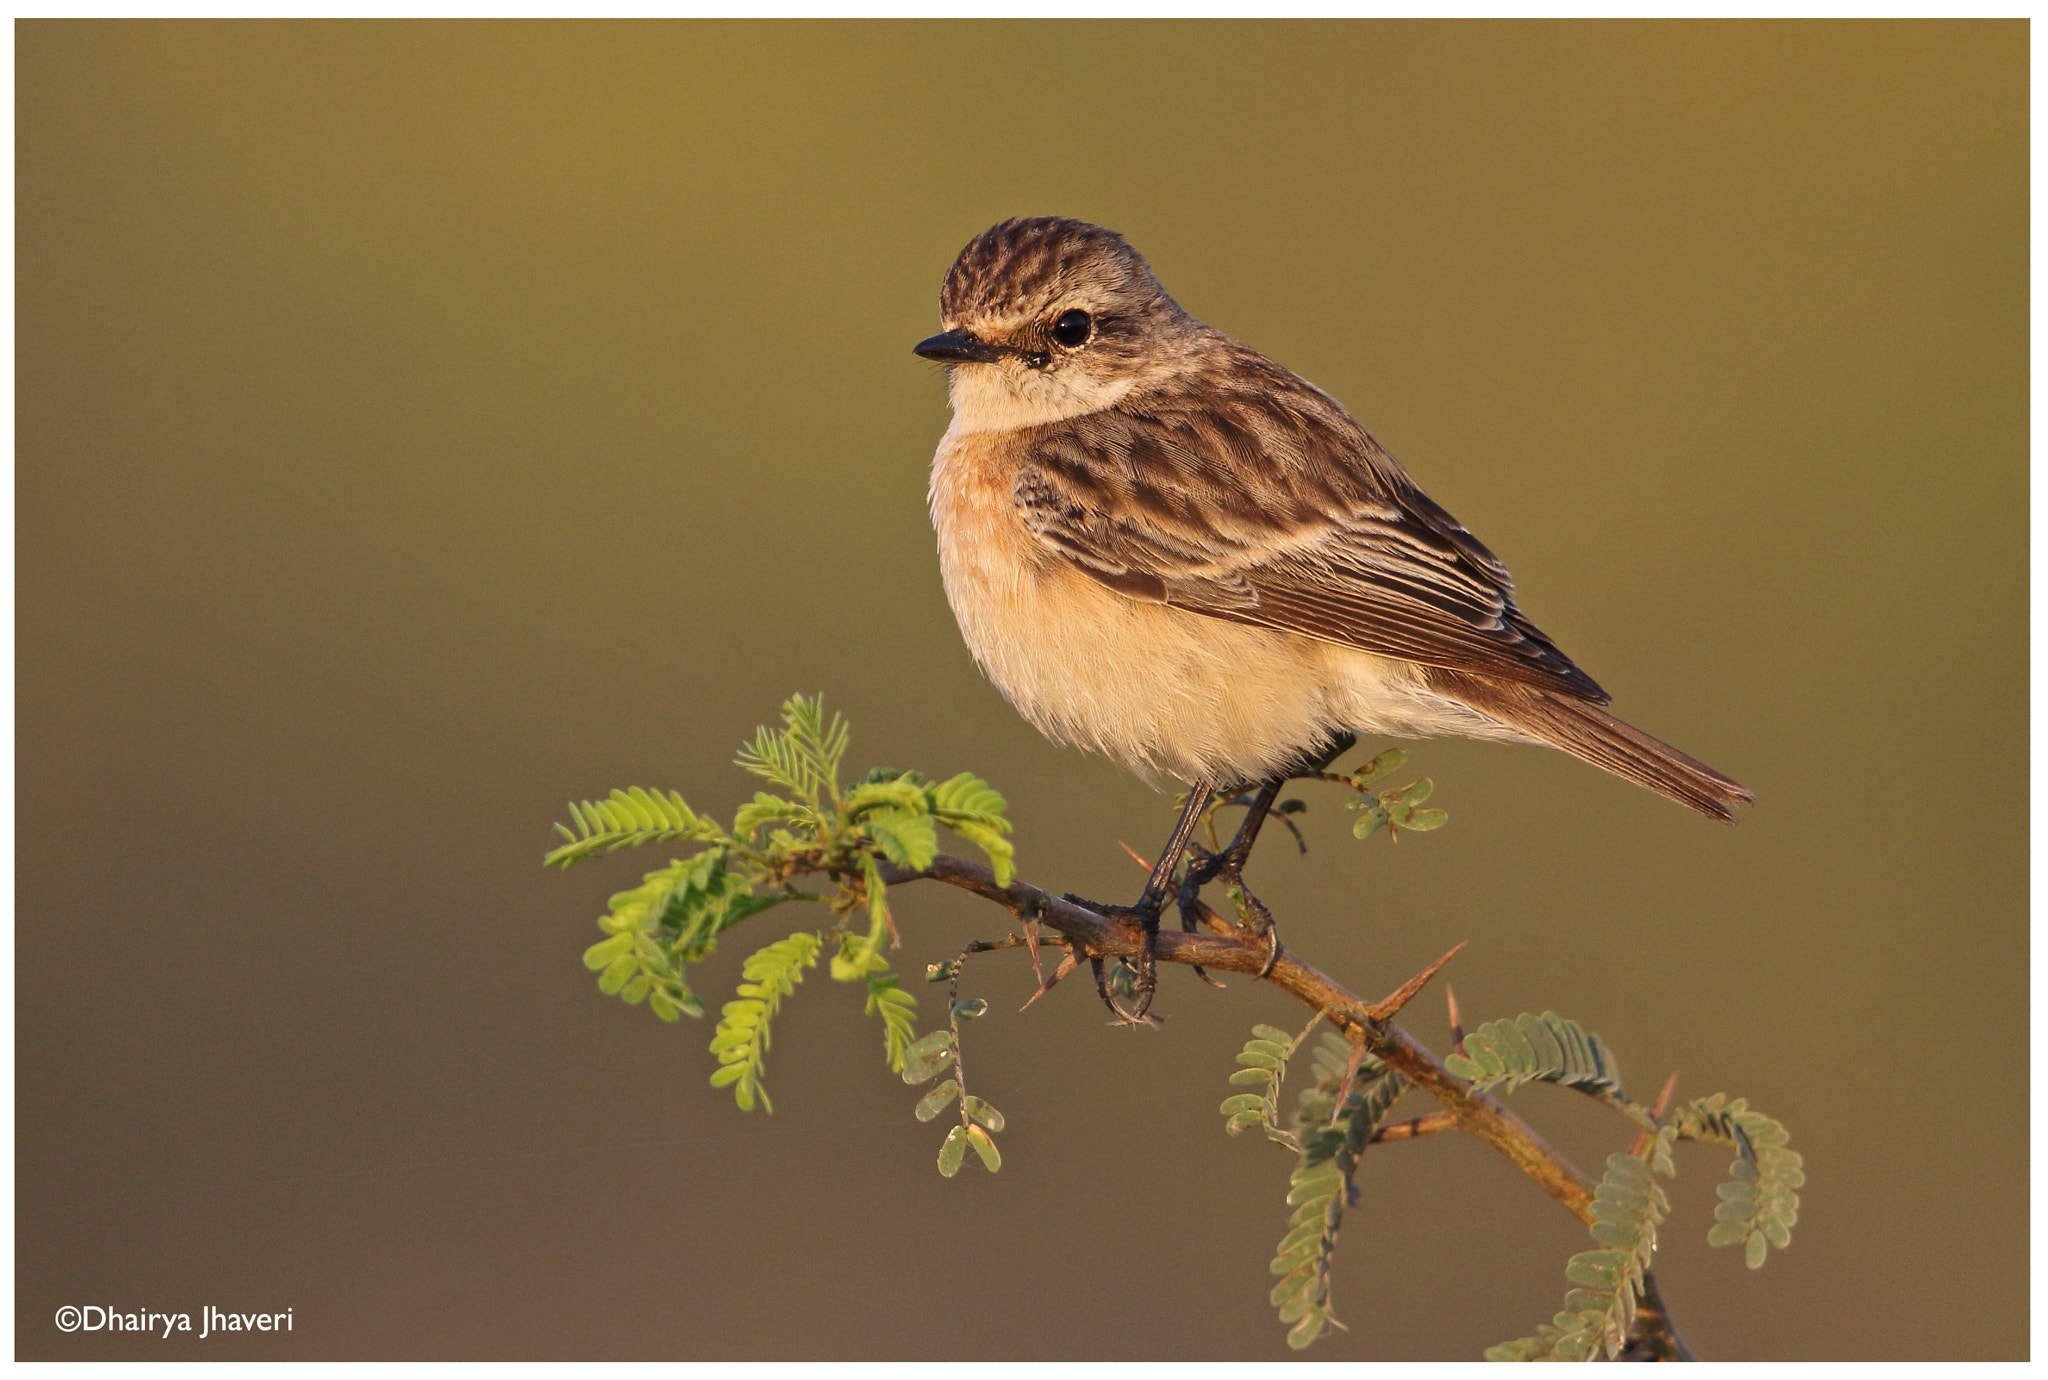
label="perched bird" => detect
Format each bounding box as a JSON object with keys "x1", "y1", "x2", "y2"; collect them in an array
[{"x1": 914, "y1": 217, "x2": 1749, "y2": 987}]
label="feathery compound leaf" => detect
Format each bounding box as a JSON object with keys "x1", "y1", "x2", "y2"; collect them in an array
[
  {"x1": 864, "y1": 808, "x2": 939, "y2": 871},
  {"x1": 708, "y1": 932, "x2": 820, "y2": 1113},
  {"x1": 1220, "y1": 1019, "x2": 1318, "y2": 1151},
  {"x1": 733, "y1": 791, "x2": 808, "y2": 838},
  {"x1": 735, "y1": 694, "x2": 849, "y2": 806},
  {"x1": 1261, "y1": 1032, "x2": 1406, "y2": 1351},
  {"x1": 545, "y1": 788, "x2": 714, "y2": 868},
  {"x1": 861, "y1": 969, "x2": 919, "y2": 1073},
  {"x1": 1672, "y1": 1094, "x2": 1804, "y2": 1268},
  {"x1": 582, "y1": 851, "x2": 785, "y2": 1022},
  {"x1": 1490, "y1": 1132, "x2": 1675, "y2": 1361},
  {"x1": 930, "y1": 772, "x2": 1017, "y2": 885},
  {"x1": 1443, "y1": 1011, "x2": 1641, "y2": 1116}
]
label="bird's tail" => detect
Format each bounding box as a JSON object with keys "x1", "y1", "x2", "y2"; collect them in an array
[{"x1": 1427, "y1": 668, "x2": 1752, "y2": 822}]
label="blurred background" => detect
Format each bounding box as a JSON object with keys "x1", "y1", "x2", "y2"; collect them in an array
[{"x1": 17, "y1": 20, "x2": 2023, "y2": 1360}]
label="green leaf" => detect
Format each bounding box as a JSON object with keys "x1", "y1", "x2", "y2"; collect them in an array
[
  {"x1": 942, "y1": 819, "x2": 1016, "y2": 887},
  {"x1": 583, "y1": 934, "x2": 632, "y2": 970},
  {"x1": 865, "y1": 808, "x2": 938, "y2": 871},
  {"x1": 843, "y1": 778, "x2": 931, "y2": 818},
  {"x1": 951, "y1": 998, "x2": 988, "y2": 1021},
  {"x1": 545, "y1": 787, "x2": 713, "y2": 868},
  {"x1": 1219, "y1": 1094, "x2": 1265, "y2": 1115},
  {"x1": 1352, "y1": 811, "x2": 1386, "y2": 840},
  {"x1": 1286, "y1": 1311, "x2": 1327, "y2": 1350},
  {"x1": 1351, "y1": 747, "x2": 1409, "y2": 787},
  {"x1": 965, "y1": 1124, "x2": 1001, "y2": 1172},
  {"x1": 964, "y1": 1096, "x2": 1005, "y2": 1133},
  {"x1": 1451, "y1": 1011, "x2": 1634, "y2": 1108},
  {"x1": 930, "y1": 772, "x2": 1016, "y2": 885},
  {"x1": 937, "y1": 1125, "x2": 968, "y2": 1178},
  {"x1": 735, "y1": 694, "x2": 849, "y2": 806},
  {"x1": 901, "y1": 1029, "x2": 956, "y2": 1082},
  {"x1": 733, "y1": 791, "x2": 801, "y2": 837},
  {"x1": 1229, "y1": 1067, "x2": 1273, "y2": 1086},
  {"x1": 862, "y1": 969, "x2": 919, "y2": 1071},
  {"x1": 930, "y1": 771, "x2": 1008, "y2": 820},
  {"x1": 1400, "y1": 808, "x2": 1449, "y2": 832},
  {"x1": 1672, "y1": 1095, "x2": 1803, "y2": 1267},
  {"x1": 915, "y1": 1080, "x2": 960, "y2": 1121},
  {"x1": 597, "y1": 953, "x2": 637, "y2": 995},
  {"x1": 705, "y1": 932, "x2": 820, "y2": 1113}
]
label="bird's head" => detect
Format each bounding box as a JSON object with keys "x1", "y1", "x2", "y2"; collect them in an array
[{"x1": 916, "y1": 217, "x2": 1203, "y2": 432}]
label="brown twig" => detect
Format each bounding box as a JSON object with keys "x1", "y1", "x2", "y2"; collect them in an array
[
  {"x1": 1371, "y1": 1110, "x2": 1456, "y2": 1143},
  {"x1": 860, "y1": 851, "x2": 1693, "y2": 1360},
  {"x1": 869, "y1": 853, "x2": 1596, "y2": 1219}
]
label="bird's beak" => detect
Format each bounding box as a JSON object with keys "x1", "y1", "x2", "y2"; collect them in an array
[{"x1": 913, "y1": 330, "x2": 1011, "y2": 365}]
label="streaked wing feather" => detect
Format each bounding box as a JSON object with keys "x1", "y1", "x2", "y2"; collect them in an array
[{"x1": 1013, "y1": 373, "x2": 1608, "y2": 702}]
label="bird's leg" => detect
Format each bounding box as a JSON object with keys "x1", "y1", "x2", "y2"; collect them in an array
[
  {"x1": 1183, "y1": 778, "x2": 1287, "y2": 978},
  {"x1": 1067, "y1": 780, "x2": 1213, "y2": 1024}
]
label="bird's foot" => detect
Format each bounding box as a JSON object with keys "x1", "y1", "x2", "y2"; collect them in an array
[{"x1": 1064, "y1": 893, "x2": 1165, "y2": 1025}]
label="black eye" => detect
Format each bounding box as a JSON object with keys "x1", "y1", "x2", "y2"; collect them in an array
[{"x1": 1050, "y1": 310, "x2": 1092, "y2": 348}]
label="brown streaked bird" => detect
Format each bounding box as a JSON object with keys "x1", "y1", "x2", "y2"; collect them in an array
[{"x1": 915, "y1": 217, "x2": 1750, "y2": 1009}]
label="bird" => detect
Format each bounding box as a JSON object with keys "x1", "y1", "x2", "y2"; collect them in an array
[{"x1": 914, "y1": 217, "x2": 1750, "y2": 1009}]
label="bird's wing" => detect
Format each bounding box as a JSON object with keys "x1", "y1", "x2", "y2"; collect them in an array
[{"x1": 1012, "y1": 370, "x2": 1608, "y2": 703}]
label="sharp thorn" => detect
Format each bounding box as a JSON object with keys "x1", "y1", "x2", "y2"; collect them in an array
[
  {"x1": 1328, "y1": 1039, "x2": 1368, "y2": 1128},
  {"x1": 1020, "y1": 946, "x2": 1082, "y2": 1013},
  {"x1": 1022, "y1": 916, "x2": 1044, "y2": 989},
  {"x1": 1650, "y1": 1069, "x2": 1680, "y2": 1120},
  {"x1": 1631, "y1": 1070, "x2": 1683, "y2": 1156},
  {"x1": 1446, "y1": 983, "x2": 1466, "y2": 1055},
  {"x1": 1367, "y1": 941, "x2": 1467, "y2": 1022}
]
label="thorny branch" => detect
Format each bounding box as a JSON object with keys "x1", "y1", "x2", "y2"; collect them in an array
[{"x1": 853, "y1": 850, "x2": 1695, "y2": 1362}]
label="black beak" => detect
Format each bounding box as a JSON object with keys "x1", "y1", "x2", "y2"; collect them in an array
[{"x1": 913, "y1": 330, "x2": 1011, "y2": 365}]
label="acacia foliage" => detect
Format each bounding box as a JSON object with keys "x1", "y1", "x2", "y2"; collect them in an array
[{"x1": 548, "y1": 695, "x2": 1804, "y2": 1358}]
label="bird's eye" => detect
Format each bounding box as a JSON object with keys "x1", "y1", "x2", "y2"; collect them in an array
[{"x1": 1050, "y1": 310, "x2": 1092, "y2": 348}]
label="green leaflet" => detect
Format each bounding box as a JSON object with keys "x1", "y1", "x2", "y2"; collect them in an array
[
  {"x1": 861, "y1": 969, "x2": 919, "y2": 1072},
  {"x1": 900, "y1": 1030, "x2": 957, "y2": 1084},
  {"x1": 546, "y1": 787, "x2": 717, "y2": 868},
  {"x1": 1672, "y1": 1094, "x2": 1804, "y2": 1268},
  {"x1": 581, "y1": 851, "x2": 786, "y2": 1023},
  {"x1": 1219, "y1": 1020, "x2": 1318, "y2": 1151},
  {"x1": 830, "y1": 857, "x2": 894, "y2": 982},
  {"x1": 1489, "y1": 1135, "x2": 1673, "y2": 1361},
  {"x1": 915, "y1": 1080, "x2": 960, "y2": 1122},
  {"x1": 930, "y1": 771, "x2": 1016, "y2": 886},
  {"x1": 965, "y1": 1124, "x2": 1002, "y2": 1173},
  {"x1": 1233, "y1": 1026, "x2": 1406, "y2": 1351},
  {"x1": 1341, "y1": 762, "x2": 1450, "y2": 842},
  {"x1": 708, "y1": 932, "x2": 821, "y2": 1113},
  {"x1": 736, "y1": 694, "x2": 849, "y2": 806},
  {"x1": 734, "y1": 791, "x2": 807, "y2": 838},
  {"x1": 1443, "y1": 1010, "x2": 1639, "y2": 1115},
  {"x1": 864, "y1": 808, "x2": 939, "y2": 871}
]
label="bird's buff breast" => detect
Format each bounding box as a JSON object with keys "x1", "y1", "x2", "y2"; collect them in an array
[{"x1": 928, "y1": 425, "x2": 1437, "y2": 785}]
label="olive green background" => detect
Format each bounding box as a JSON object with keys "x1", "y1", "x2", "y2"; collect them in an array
[{"x1": 17, "y1": 20, "x2": 2024, "y2": 1360}]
